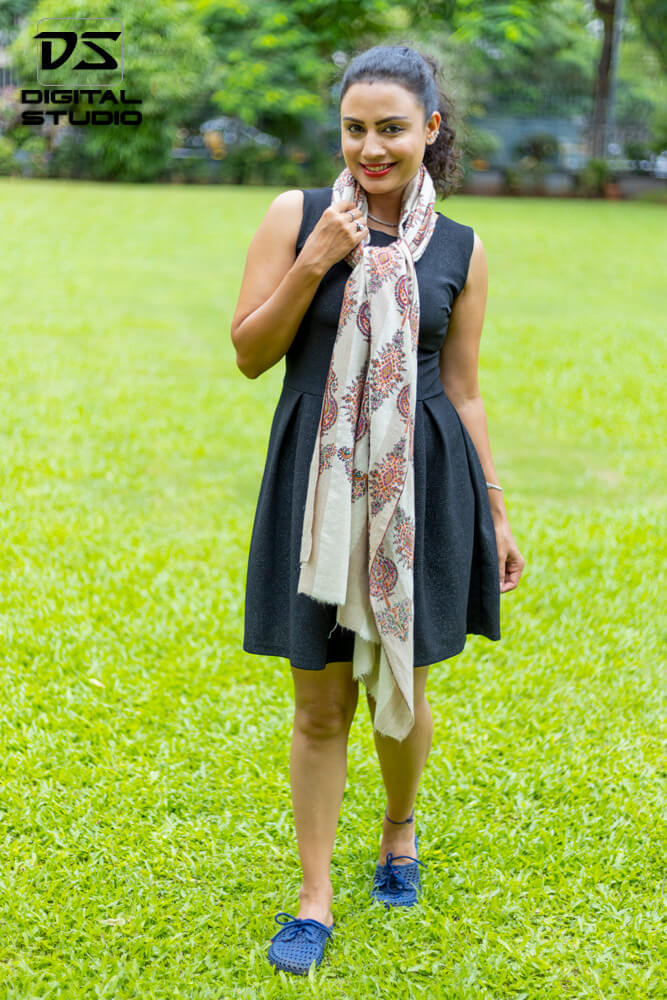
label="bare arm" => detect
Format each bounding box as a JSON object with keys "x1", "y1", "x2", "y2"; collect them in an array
[
  {"x1": 438, "y1": 233, "x2": 508, "y2": 520},
  {"x1": 230, "y1": 191, "x2": 367, "y2": 379},
  {"x1": 230, "y1": 190, "x2": 325, "y2": 379},
  {"x1": 439, "y1": 232, "x2": 525, "y2": 592}
]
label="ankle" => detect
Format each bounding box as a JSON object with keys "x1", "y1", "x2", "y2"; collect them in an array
[
  {"x1": 297, "y1": 884, "x2": 334, "y2": 924},
  {"x1": 384, "y1": 808, "x2": 415, "y2": 825},
  {"x1": 299, "y1": 882, "x2": 333, "y2": 903}
]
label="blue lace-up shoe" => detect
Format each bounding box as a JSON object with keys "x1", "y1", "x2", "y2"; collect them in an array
[
  {"x1": 268, "y1": 911, "x2": 335, "y2": 975},
  {"x1": 370, "y1": 810, "x2": 427, "y2": 907}
]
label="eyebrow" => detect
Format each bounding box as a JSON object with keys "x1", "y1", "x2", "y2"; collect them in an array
[{"x1": 342, "y1": 116, "x2": 410, "y2": 124}]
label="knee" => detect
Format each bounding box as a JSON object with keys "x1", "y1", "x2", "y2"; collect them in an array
[{"x1": 295, "y1": 691, "x2": 357, "y2": 740}]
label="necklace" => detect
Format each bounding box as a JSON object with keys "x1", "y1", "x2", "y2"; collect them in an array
[{"x1": 367, "y1": 210, "x2": 399, "y2": 227}]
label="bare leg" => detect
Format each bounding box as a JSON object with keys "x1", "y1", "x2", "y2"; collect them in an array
[
  {"x1": 289, "y1": 660, "x2": 358, "y2": 925},
  {"x1": 366, "y1": 664, "x2": 432, "y2": 864}
]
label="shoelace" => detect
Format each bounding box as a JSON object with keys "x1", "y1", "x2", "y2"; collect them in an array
[
  {"x1": 375, "y1": 851, "x2": 427, "y2": 894},
  {"x1": 270, "y1": 912, "x2": 334, "y2": 944}
]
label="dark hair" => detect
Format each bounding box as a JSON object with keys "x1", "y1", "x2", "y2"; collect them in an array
[{"x1": 338, "y1": 43, "x2": 463, "y2": 199}]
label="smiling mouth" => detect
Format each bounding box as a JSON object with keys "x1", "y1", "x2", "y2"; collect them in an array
[{"x1": 361, "y1": 163, "x2": 396, "y2": 171}]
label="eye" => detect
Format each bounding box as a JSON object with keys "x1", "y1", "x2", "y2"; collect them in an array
[{"x1": 346, "y1": 124, "x2": 403, "y2": 134}]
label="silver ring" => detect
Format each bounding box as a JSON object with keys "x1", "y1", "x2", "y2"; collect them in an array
[
  {"x1": 347, "y1": 210, "x2": 355, "y2": 221},
  {"x1": 356, "y1": 221, "x2": 363, "y2": 231}
]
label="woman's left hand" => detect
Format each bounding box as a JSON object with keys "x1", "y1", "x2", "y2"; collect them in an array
[{"x1": 492, "y1": 513, "x2": 525, "y2": 593}]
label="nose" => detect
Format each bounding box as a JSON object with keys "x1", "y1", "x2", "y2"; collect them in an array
[{"x1": 361, "y1": 132, "x2": 388, "y2": 160}]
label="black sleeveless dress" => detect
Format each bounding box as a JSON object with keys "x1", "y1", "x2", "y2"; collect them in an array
[{"x1": 242, "y1": 186, "x2": 501, "y2": 670}]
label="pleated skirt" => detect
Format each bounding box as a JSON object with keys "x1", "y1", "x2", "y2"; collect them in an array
[{"x1": 242, "y1": 372, "x2": 501, "y2": 670}]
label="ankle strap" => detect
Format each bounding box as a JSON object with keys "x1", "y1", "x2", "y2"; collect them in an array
[{"x1": 385, "y1": 808, "x2": 414, "y2": 824}]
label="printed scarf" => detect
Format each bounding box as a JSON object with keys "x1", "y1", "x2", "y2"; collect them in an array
[{"x1": 298, "y1": 162, "x2": 437, "y2": 742}]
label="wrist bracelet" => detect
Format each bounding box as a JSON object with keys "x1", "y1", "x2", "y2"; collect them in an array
[{"x1": 486, "y1": 481, "x2": 503, "y2": 491}]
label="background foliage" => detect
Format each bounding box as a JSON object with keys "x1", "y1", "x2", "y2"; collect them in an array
[{"x1": 0, "y1": 0, "x2": 665, "y2": 185}]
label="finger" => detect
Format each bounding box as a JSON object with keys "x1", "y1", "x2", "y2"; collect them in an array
[
  {"x1": 505, "y1": 556, "x2": 523, "y2": 584},
  {"x1": 501, "y1": 566, "x2": 521, "y2": 591}
]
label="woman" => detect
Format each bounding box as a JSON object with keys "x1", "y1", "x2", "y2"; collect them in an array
[{"x1": 231, "y1": 43, "x2": 525, "y2": 975}]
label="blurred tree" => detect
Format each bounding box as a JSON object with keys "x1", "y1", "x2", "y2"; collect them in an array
[
  {"x1": 612, "y1": 9, "x2": 665, "y2": 154},
  {"x1": 442, "y1": 0, "x2": 553, "y2": 45},
  {"x1": 194, "y1": 0, "x2": 557, "y2": 174},
  {"x1": 445, "y1": 0, "x2": 596, "y2": 117},
  {"x1": 0, "y1": 1, "x2": 37, "y2": 32},
  {"x1": 589, "y1": 0, "x2": 622, "y2": 158},
  {"x1": 195, "y1": 0, "x2": 398, "y2": 144},
  {"x1": 424, "y1": 0, "x2": 663, "y2": 160},
  {"x1": 628, "y1": 0, "x2": 666, "y2": 73},
  {"x1": 587, "y1": 0, "x2": 667, "y2": 160}
]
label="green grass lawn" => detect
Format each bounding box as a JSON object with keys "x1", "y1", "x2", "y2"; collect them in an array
[{"x1": 0, "y1": 178, "x2": 665, "y2": 998}]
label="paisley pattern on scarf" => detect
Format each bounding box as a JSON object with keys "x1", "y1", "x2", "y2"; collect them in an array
[{"x1": 297, "y1": 163, "x2": 438, "y2": 742}]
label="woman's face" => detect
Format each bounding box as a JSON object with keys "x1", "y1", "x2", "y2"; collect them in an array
[{"x1": 340, "y1": 80, "x2": 439, "y2": 197}]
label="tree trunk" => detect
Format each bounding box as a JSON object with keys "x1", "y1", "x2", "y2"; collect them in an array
[{"x1": 589, "y1": 0, "x2": 617, "y2": 159}]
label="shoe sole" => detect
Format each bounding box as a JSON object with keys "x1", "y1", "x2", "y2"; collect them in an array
[
  {"x1": 268, "y1": 946, "x2": 328, "y2": 975},
  {"x1": 268, "y1": 958, "x2": 319, "y2": 975}
]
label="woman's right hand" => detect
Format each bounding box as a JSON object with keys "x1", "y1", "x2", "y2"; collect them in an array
[{"x1": 299, "y1": 199, "x2": 368, "y2": 274}]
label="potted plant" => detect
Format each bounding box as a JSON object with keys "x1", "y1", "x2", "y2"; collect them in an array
[{"x1": 576, "y1": 158, "x2": 612, "y2": 197}]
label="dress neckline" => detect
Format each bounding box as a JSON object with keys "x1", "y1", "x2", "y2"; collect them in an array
[
  {"x1": 323, "y1": 188, "x2": 440, "y2": 241},
  {"x1": 368, "y1": 227, "x2": 398, "y2": 242},
  {"x1": 367, "y1": 213, "x2": 441, "y2": 243}
]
